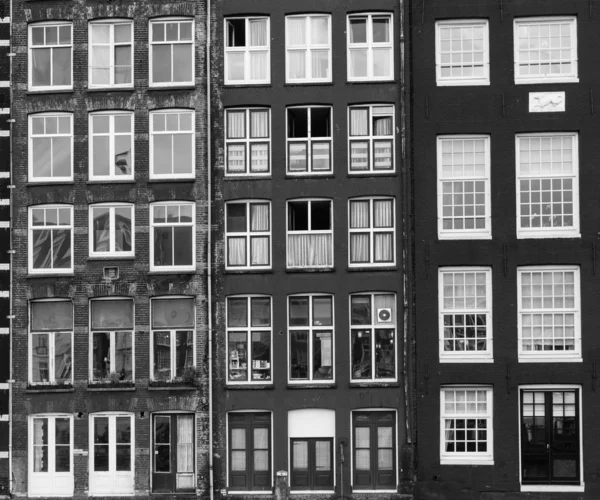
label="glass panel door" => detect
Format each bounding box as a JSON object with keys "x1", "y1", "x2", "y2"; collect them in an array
[{"x1": 153, "y1": 414, "x2": 195, "y2": 492}]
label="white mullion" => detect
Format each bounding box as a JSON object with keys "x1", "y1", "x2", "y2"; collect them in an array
[
  {"x1": 109, "y1": 115, "x2": 116, "y2": 176},
  {"x1": 171, "y1": 330, "x2": 177, "y2": 379},
  {"x1": 110, "y1": 331, "x2": 116, "y2": 373},
  {"x1": 109, "y1": 416, "x2": 116, "y2": 474},
  {"x1": 369, "y1": 199, "x2": 375, "y2": 264},
  {"x1": 245, "y1": 110, "x2": 250, "y2": 173},
  {"x1": 246, "y1": 202, "x2": 251, "y2": 266},
  {"x1": 308, "y1": 297, "x2": 314, "y2": 379},
  {"x1": 367, "y1": 16, "x2": 373, "y2": 79}
]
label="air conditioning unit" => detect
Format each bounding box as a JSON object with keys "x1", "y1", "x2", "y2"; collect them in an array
[{"x1": 377, "y1": 308, "x2": 392, "y2": 323}]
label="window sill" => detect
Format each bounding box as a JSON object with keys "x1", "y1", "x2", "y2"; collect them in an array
[
  {"x1": 440, "y1": 458, "x2": 494, "y2": 466},
  {"x1": 225, "y1": 268, "x2": 273, "y2": 274},
  {"x1": 290, "y1": 491, "x2": 334, "y2": 495},
  {"x1": 440, "y1": 356, "x2": 493, "y2": 364},
  {"x1": 438, "y1": 232, "x2": 492, "y2": 241},
  {"x1": 347, "y1": 266, "x2": 397, "y2": 272},
  {"x1": 348, "y1": 171, "x2": 396, "y2": 177},
  {"x1": 349, "y1": 381, "x2": 399, "y2": 388},
  {"x1": 87, "y1": 385, "x2": 136, "y2": 392},
  {"x1": 86, "y1": 180, "x2": 136, "y2": 185},
  {"x1": 517, "y1": 231, "x2": 580, "y2": 240},
  {"x1": 515, "y1": 77, "x2": 579, "y2": 85},
  {"x1": 26, "y1": 385, "x2": 74, "y2": 393},
  {"x1": 227, "y1": 491, "x2": 273, "y2": 495},
  {"x1": 27, "y1": 88, "x2": 74, "y2": 95},
  {"x1": 284, "y1": 173, "x2": 334, "y2": 179},
  {"x1": 224, "y1": 82, "x2": 272, "y2": 88},
  {"x1": 347, "y1": 78, "x2": 396, "y2": 85},
  {"x1": 148, "y1": 84, "x2": 196, "y2": 91},
  {"x1": 352, "y1": 490, "x2": 398, "y2": 494},
  {"x1": 148, "y1": 269, "x2": 197, "y2": 275},
  {"x1": 25, "y1": 181, "x2": 74, "y2": 187},
  {"x1": 226, "y1": 384, "x2": 274, "y2": 390},
  {"x1": 284, "y1": 81, "x2": 334, "y2": 87},
  {"x1": 27, "y1": 273, "x2": 74, "y2": 279},
  {"x1": 286, "y1": 268, "x2": 335, "y2": 273},
  {"x1": 286, "y1": 383, "x2": 336, "y2": 389},
  {"x1": 437, "y1": 79, "x2": 490, "y2": 87},
  {"x1": 87, "y1": 256, "x2": 136, "y2": 261},
  {"x1": 86, "y1": 86, "x2": 135, "y2": 93},
  {"x1": 521, "y1": 484, "x2": 583, "y2": 492},
  {"x1": 224, "y1": 174, "x2": 272, "y2": 180},
  {"x1": 147, "y1": 178, "x2": 196, "y2": 184},
  {"x1": 518, "y1": 355, "x2": 582, "y2": 363},
  {"x1": 147, "y1": 385, "x2": 197, "y2": 391}
]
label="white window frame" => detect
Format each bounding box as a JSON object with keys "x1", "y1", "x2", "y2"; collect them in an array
[
  {"x1": 224, "y1": 17, "x2": 271, "y2": 85},
  {"x1": 435, "y1": 20, "x2": 490, "y2": 86},
  {"x1": 439, "y1": 267, "x2": 493, "y2": 363},
  {"x1": 517, "y1": 266, "x2": 581, "y2": 363},
  {"x1": 348, "y1": 104, "x2": 395, "y2": 174},
  {"x1": 28, "y1": 112, "x2": 74, "y2": 183},
  {"x1": 225, "y1": 108, "x2": 271, "y2": 176},
  {"x1": 89, "y1": 110, "x2": 134, "y2": 181},
  {"x1": 516, "y1": 133, "x2": 579, "y2": 239},
  {"x1": 28, "y1": 22, "x2": 73, "y2": 91},
  {"x1": 149, "y1": 17, "x2": 195, "y2": 87},
  {"x1": 514, "y1": 17, "x2": 578, "y2": 85},
  {"x1": 149, "y1": 109, "x2": 195, "y2": 180},
  {"x1": 28, "y1": 204, "x2": 74, "y2": 275},
  {"x1": 286, "y1": 106, "x2": 333, "y2": 175},
  {"x1": 89, "y1": 203, "x2": 135, "y2": 258},
  {"x1": 285, "y1": 14, "x2": 332, "y2": 84},
  {"x1": 150, "y1": 201, "x2": 196, "y2": 272},
  {"x1": 440, "y1": 386, "x2": 494, "y2": 465},
  {"x1": 225, "y1": 200, "x2": 271, "y2": 271},
  {"x1": 347, "y1": 13, "x2": 394, "y2": 82},
  {"x1": 88, "y1": 20, "x2": 134, "y2": 89}
]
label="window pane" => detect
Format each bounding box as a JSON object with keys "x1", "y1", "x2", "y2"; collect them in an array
[
  {"x1": 290, "y1": 331, "x2": 309, "y2": 379},
  {"x1": 52, "y1": 48, "x2": 72, "y2": 86},
  {"x1": 313, "y1": 331, "x2": 332, "y2": 379},
  {"x1": 315, "y1": 441, "x2": 331, "y2": 470},
  {"x1": 152, "y1": 298, "x2": 194, "y2": 329},
  {"x1": 228, "y1": 331, "x2": 248, "y2": 382},
  {"x1": 351, "y1": 296, "x2": 371, "y2": 325},
  {"x1": 251, "y1": 298, "x2": 270, "y2": 326},
  {"x1": 33, "y1": 418, "x2": 48, "y2": 472},
  {"x1": 94, "y1": 417, "x2": 109, "y2": 471},
  {"x1": 92, "y1": 332, "x2": 110, "y2": 380},
  {"x1": 289, "y1": 297, "x2": 309, "y2": 326},
  {"x1": 175, "y1": 331, "x2": 194, "y2": 378},
  {"x1": 152, "y1": 45, "x2": 171, "y2": 83},
  {"x1": 115, "y1": 331, "x2": 132, "y2": 380},
  {"x1": 227, "y1": 204, "x2": 247, "y2": 232},
  {"x1": 154, "y1": 331, "x2": 171, "y2": 380},
  {"x1": 31, "y1": 301, "x2": 73, "y2": 330},
  {"x1": 350, "y1": 19, "x2": 367, "y2": 43},
  {"x1": 352, "y1": 330, "x2": 371, "y2": 379},
  {"x1": 91, "y1": 300, "x2": 133, "y2": 329},
  {"x1": 293, "y1": 441, "x2": 308, "y2": 469},
  {"x1": 313, "y1": 297, "x2": 332, "y2": 326},
  {"x1": 174, "y1": 226, "x2": 193, "y2": 265},
  {"x1": 32, "y1": 48, "x2": 51, "y2": 87},
  {"x1": 173, "y1": 45, "x2": 192, "y2": 82},
  {"x1": 54, "y1": 331, "x2": 72, "y2": 383},
  {"x1": 228, "y1": 298, "x2": 248, "y2": 327},
  {"x1": 31, "y1": 334, "x2": 50, "y2": 383},
  {"x1": 92, "y1": 207, "x2": 110, "y2": 252},
  {"x1": 375, "y1": 329, "x2": 395, "y2": 378},
  {"x1": 251, "y1": 331, "x2": 271, "y2": 381}
]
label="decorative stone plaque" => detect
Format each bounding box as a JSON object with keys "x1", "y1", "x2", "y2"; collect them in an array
[{"x1": 529, "y1": 92, "x2": 565, "y2": 112}]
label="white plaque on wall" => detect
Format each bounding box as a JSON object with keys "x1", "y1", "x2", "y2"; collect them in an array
[{"x1": 529, "y1": 92, "x2": 566, "y2": 112}]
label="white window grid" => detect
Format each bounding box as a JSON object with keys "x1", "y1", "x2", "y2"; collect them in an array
[
  {"x1": 285, "y1": 15, "x2": 332, "y2": 83},
  {"x1": 348, "y1": 197, "x2": 396, "y2": 267},
  {"x1": 437, "y1": 135, "x2": 491, "y2": 240},
  {"x1": 517, "y1": 266, "x2": 581, "y2": 362},
  {"x1": 150, "y1": 201, "x2": 196, "y2": 272},
  {"x1": 225, "y1": 200, "x2": 271, "y2": 270},
  {"x1": 149, "y1": 18, "x2": 195, "y2": 87},
  {"x1": 516, "y1": 133, "x2": 579, "y2": 239},
  {"x1": 225, "y1": 108, "x2": 271, "y2": 176},
  {"x1": 348, "y1": 104, "x2": 395, "y2": 174},
  {"x1": 88, "y1": 20, "x2": 133, "y2": 89},
  {"x1": 28, "y1": 22, "x2": 73, "y2": 91},
  {"x1": 150, "y1": 109, "x2": 195, "y2": 179},
  {"x1": 89, "y1": 203, "x2": 135, "y2": 258},
  {"x1": 89, "y1": 111, "x2": 134, "y2": 181},
  {"x1": 440, "y1": 387, "x2": 493, "y2": 465},
  {"x1": 347, "y1": 13, "x2": 394, "y2": 82},
  {"x1": 514, "y1": 17, "x2": 578, "y2": 84},
  {"x1": 287, "y1": 106, "x2": 333, "y2": 175},
  {"x1": 28, "y1": 113, "x2": 73, "y2": 183},
  {"x1": 288, "y1": 294, "x2": 334, "y2": 384},
  {"x1": 225, "y1": 17, "x2": 270, "y2": 85},
  {"x1": 439, "y1": 268, "x2": 493, "y2": 363},
  {"x1": 435, "y1": 20, "x2": 490, "y2": 86},
  {"x1": 28, "y1": 205, "x2": 73, "y2": 275}
]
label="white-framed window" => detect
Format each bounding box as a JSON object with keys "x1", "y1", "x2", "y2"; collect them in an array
[
  {"x1": 150, "y1": 109, "x2": 195, "y2": 179},
  {"x1": 89, "y1": 204, "x2": 134, "y2": 258},
  {"x1": 90, "y1": 298, "x2": 134, "y2": 382},
  {"x1": 150, "y1": 201, "x2": 195, "y2": 271},
  {"x1": 348, "y1": 104, "x2": 394, "y2": 173},
  {"x1": 516, "y1": 133, "x2": 579, "y2": 239},
  {"x1": 225, "y1": 17, "x2": 270, "y2": 85},
  {"x1": 226, "y1": 296, "x2": 272, "y2": 384},
  {"x1": 517, "y1": 266, "x2": 581, "y2": 363},
  {"x1": 29, "y1": 22, "x2": 72, "y2": 91},
  {"x1": 287, "y1": 106, "x2": 332, "y2": 174},
  {"x1": 286, "y1": 15, "x2": 331, "y2": 83},
  {"x1": 28, "y1": 205, "x2": 73, "y2": 275},
  {"x1": 514, "y1": 17, "x2": 578, "y2": 84},
  {"x1": 350, "y1": 293, "x2": 396, "y2": 382},
  {"x1": 438, "y1": 135, "x2": 491, "y2": 240},
  {"x1": 439, "y1": 267, "x2": 493, "y2": 363},
  {"x1": 225, "y1": 201, "x2": 271, "y2": 270},
  {"x1": 287, "y1": 199, "x2": 333, "y2": 269},
  {"x1": 29, "y1": 414, "x2": 74, "y2": 497},
  {"x1": 435, "y1": 20, "x2": 490, "y2": 86},
  {"x1": 288, "y1": 294, "x2": 334, "y2": 383},
  {"x1": 89, "y1": 111, "x2": 134, "y2": 180},
  {"x1": 29, "y1": 113, "x2": 73, "y2": 183},
  {"x1": 149, "y1": 18, "x2": 194, "y2": 86},
  {"x1": 349, "y1": 197, "x2": 395, "y2": 267},
  {"x1": 89, "y1": 20, "x2": 133, "y2": 89},
  {"x1": 347, "y1": 13, "x2": 393, "y2": 81},
  {"x1": 29, "y1": 300, "x2": 73, "y2": 385},
  {"x1": 151, "y1": 297, "x2": 195, "y2": 381},
  {"x1": 89, "y1": 413, "x2": 134, "y2": 495},
  {"x1": 225, "y1": 108, "x2": 270, "y2": 176},
  {"x1": 440, "y1": 386, "x2": 493, "y2": 465}
]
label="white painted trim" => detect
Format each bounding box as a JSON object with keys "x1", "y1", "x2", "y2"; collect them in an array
[
  {"x1": 0, "y1": 82, "x2": 8, "y2": 88},
  {"x1": 0, "y1": 291, "x2": 9, "y2": 298},
  {"x1": 0, "y1": 108, "x2": 9, "y2": 114},
  {"x1": 0, "y1": 264, "x2": 8, "y2": 271},
  {"x1": 0, "y1": 383, "x2": 7, "y2": 389},
  {"x1": 0, "y1": 452, "x2": 7, "y2": 459},
  {"x1": 0, "y1": 199, "x2": 9, "y2": 205},
  {"x1": 0, "y1": 172, "x2": 9, "y2": 178},
  {"x1": 0, "y1": 131, "x2": 9, "y2": 137},
  {"x1": 0, "y1": 415, "x2": 8, "y2": 422},
  {"x1": 0, "y1": 328, "x2": 8, "y2": 335},
  {"x1": 28, "y1": 113, "x2": 74, "y2": 182},
  {"x1": 521, "y1": 485, "x2": 584, "y2": 492},
  {"x1": 88, "y1": 20, "x2": 134, "y2": 90},
  {"x1": 28, "y1": 205, "x2": 74, "y2": 274},
  {"x1": 0, "y1": 221, "x2": 8, "y2": 229},
  {"x1": 88, "y1": 111, "x2": 135, "y2": 181}
]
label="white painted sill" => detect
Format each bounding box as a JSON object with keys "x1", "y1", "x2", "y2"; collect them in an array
[
  {"x1": 440, "y1": 458, "x2": 494, "y2": 466},
  {"x1": 438, "y1": 231, "x2": 492, "y2": 241},
  {"x1": 517, "y1": 229, "x2": 580, "y2": 240},
  {"x1": 440, "y1": 356, "x2": 493, "y2": 364},
  {"x1": 515, "y1": 76, "x2": 579, "y2": 85},
  {"x1": 437, "y1": 78, "x2": 490, "y2": 87},
  {"x1": 518, "y1": 355, "x2": 582, "y2": 363},
  {"x1": 521, "y1": 484, "x2": 584, "y2": 493}
]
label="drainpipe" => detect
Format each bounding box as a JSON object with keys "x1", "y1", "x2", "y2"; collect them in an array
[{"x1": 8, "y1": 0, "x2": 13, "y2": 493}]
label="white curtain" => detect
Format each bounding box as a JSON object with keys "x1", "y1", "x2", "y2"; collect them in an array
[
  {"x1": 250, "y1": 111, "x2": 268, "y2": 138},
  {"x1": 373, "y1": 116, "x2": 392, "y2": 136},
  {"x1": 293, "y1": 441, "x2": 308, "y2": 469},
  {"x1": 355, "y1": 427, "x2": 370, "y2": 470},
  {"x1": 350, "y1": 109, "x2": 369, "y2": 136},
  {"x1": 227, "y1": 111, "x2": 245, "y2": 139},
  {"x1": 33, "y1": 418, "x2": 47, "y2": 472},
  {"x1": 227, "y1": 237, "x2": 246, "y2": 266},
  {"x1": 315, "y1": 441, "x2": 331, "y2": 470},
  {"x1": 311, "y1": 17, "x2": 329, "y2": 45},
  {"x1": 250, "y1": 52, "x2": 268, "y2": 80},
  {"x1": 377, "y1": 427, "x2": 393, "y2": 470},
  {"x1": 374, "y1": 140, "x2": 393, "y2": 169},
  {"x1": 253, "y1": 428, "x2": 269, "y2": 471},
  {"x1": 288, "y1": 18, "x2": 305, "y2": 45},
  {"x1": 374, "y1": 200, "x2": 393, "y2": 227},
  {"x1": 251, "y1": 204, "x2": 269, "y2": 231},
  {"x1": 351, "y1": 201, "x2": 369, "y2": 228},
  {"x1": 251, "y1": 237, "x2": 269, "y2": 266},
  {"x1": 311, "y1": 50, "x2": 329, "y2": 79},
  {"x1": 288, "y1": 51, "x2": 306, "y2": 79},
  {"x1": 351, "y1": 234, "x2": 369, "y2": 263},
  {"x1": 375, "y1": 233, "x2": 393, "y2": 262},
  {"x1": 250, "y1": 19, "x2": 267, "y2": 46},
  {"x1": 231, "y1": 429, "x2": 246, "y2": 471},
  {"x1": 250, "y1": 144, "x2": 269, "y2": 172},
  {"x1": 176, "y1": 415, "x2": 194, "y2": 489},
  {"x1": 287, "y1": 234, "x2": 332, "y2": 267}
]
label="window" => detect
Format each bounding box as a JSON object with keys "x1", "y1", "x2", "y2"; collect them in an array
[
  {"x1": 225, "y1": 17, "x2": 270, "y2": 85},
  {"x1": 29, "y1": 300, "x2": 73, "y2": 385},
  {"x1": 227, "y1": 296, "x2": 272, "y2": 384},
  {"x1": 89, "y1": 20, "x2": 133, "y2": 88},
  {"x1": 287, "y1": 107, "x2": 332, "y2": 174},
  {"x1": 228, "y1": 412, "x2": 271, "y2": 491},
  {"x1": 89, "y1": 111, "x2": 134, "y2": 180},
  {"x1": 348, "y1": 105, "x2": 394, "y2": 173},
  {"x1": 286, "y1": 15, "x2": 331, "y2": 83},
  {"x1": 151, "y1": 297, "x2": 195, "y2": 381},
  {"x1": 29, "y1": 113, "x2": 73, "y2": 182},
  {"x1": 350, "y1": 293, "x2": 396, "y2": 381},
  {"x1": 347, "y1": 14, "x2": 393, "y2": 81},
  {"x1": 287, "y1": 199, "x2": 333, "y2": 269},
  {"x1": 28, "y1": 205, "x2": 73, "y2": 274},
  {"x1": 516, "y1": 133, "x2": 579, "y2": 239},
  {"x1": 89, "y1": 204, "x2": 134, "y2": 258},
  {"x1": 349, "y1": 197, "x2": 395, "y2": 266},
  {"x1": 440, "y1": 386, "x2": 493, "y2": 465},
  {"x1": 29, "y1": 22, "x2": 72, "y2": 90},
  {"x1": 89, "y1": 413, "x2": 134, "y2": 495},
  {"x1": 435, "y1": 20, "x2": 490, "y2": 86},
  {"x1": 352, "y1": 411, "x2": 396, "y2": 490},
  {"x1": 150, "y1": 18, "x2": 194, "y2": 86},
  {"x1": 225, "y1": 108, "x2": 270, "y2": 175},
  {"x1": 150, "y1": 202, "x2": 195, "y2": 271},
  {"x1": 514, "y1": 17, "x2": 578, "y2": 84},
  {"x1": 150, "y1": 110, "x2": 194, "y2": 179},
  {"x1": 288, "y1": 295, "x2": 333, "y2": 383},
  {"x1": 90, "y1": 299, "x2": 134, "y2": 382},
  {"x1": 29, "y1": 415, "x2": 73, "y2": 497},
  {"x1": 439, "y1": 268, "x2": 492, "y2": 363},
  {"x1": 153, "y1": 414, "x2": 195, "y2": 492},
  {"x1": 517, "y1": 266, "x2": 581, "y2": 362},
  {"x1": 225, "y1": 201, "x2": 271, "y2": 270}
]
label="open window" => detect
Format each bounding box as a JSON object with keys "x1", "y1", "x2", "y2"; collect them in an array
[
  {"x1": 225, "y1": 17, "x2": 270, "y2": 85},
  {"x1": 287, "y1": 199, "x2": 333, "y2": 269},
  {"x1": 287, "y1": 107, "x2": 332, "y2": 174}
]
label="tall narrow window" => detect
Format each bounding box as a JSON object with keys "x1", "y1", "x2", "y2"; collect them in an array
[
  {"x1": 28, "y1": 205, "x2": 73, "y2": 274},
  {"x1": 349, "y1": 105, "x2": 394, "y2": 173},
  {"x1": 150, "y1": 202, "x2": 195, "y2": 271},
  {"x1": 225, "y1": 108, "x2": 270, "y2": 175},
  {"x1": 225, "y1": 17, "x2": 270, "y2": 85},
  {"x1": 287, "y1": 107, "x2": 332, "y2": 174},
  {"x1": 349, "y1": 197, "x2": 395, "y2": 266},
  {"x1": 89, "y1": 21, "x2": 133, "y2": 88},
  {"x1": 150, "y1": 110, "x2": 194, "y2": 179},
  {"x1": 150, "y1": 18, "x2": 194, "y2": 86},
  {"x1": 153, "y1": 414, "x2": 195, "y2": 492},
  {"x1": 287, "y1": 199, "x2": 333, "y2": 269},
  {"x1": 29, "y1": 22, "x2": 72, "y2": 90},
  {"x1": 226, "y1": 201, "x2": 271, "y2": 270},
  {"x1": 89, "y1": 204, "x2": 134, "y2": 258},
  {"x1": 347, "y1": 14, "x2": 393, "y2": 81},
  {"x1": 29, "y1": 113, "x2": 73, "y2": 182},
  {"x1": 286, "y1": 15, "x2": 331, "y2": 83},
  {"x1": 89, "y1": 111, "x2": 134, "y2": 180}
]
